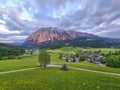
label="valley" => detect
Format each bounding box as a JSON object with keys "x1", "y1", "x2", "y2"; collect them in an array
[{"x1": 1, "y1": 0, "x2": 120, "y2": 90}]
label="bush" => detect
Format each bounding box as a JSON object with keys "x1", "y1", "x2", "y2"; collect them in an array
[
  {"x1": 7, "y1": 55, "x2": 16, "y2": 59},
  {"x1": 61, "y1": 64, "x2": 68, "y2": 70}
]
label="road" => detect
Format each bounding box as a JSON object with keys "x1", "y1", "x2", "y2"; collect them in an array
[{"x1": 0, "y1": 64, "x2": 120, "y2": 76}]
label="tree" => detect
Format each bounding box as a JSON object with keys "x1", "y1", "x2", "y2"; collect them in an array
[
  {"x1": 106, "y1": 55, "x2": 120, "y2": 68},
  {"x1": 100, "y1": 57, "x2": 106, "y2": 64},
  {"x1": 38, "y1": 49, "x2": 50, "y2": 68},
  {"x1": 80, "y1": 55, "x2": 88, "y2": 61}
]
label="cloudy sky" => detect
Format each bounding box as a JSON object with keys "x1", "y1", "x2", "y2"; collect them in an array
[{"x1": 0, "y1": 0, "x2": 120, "y2": 44}]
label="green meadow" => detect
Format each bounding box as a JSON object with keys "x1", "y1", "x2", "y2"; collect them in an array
[
  {"x1": 0, "y1": 68, "x2": 120, "y2": 90},
  {"x1": 0, "y1": 55, "x2": 37, "y2": 72},
  {"x1": 0, "y1": 47, "x2": 120, "y2": 90}
]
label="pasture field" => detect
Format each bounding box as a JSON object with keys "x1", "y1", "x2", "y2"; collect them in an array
[
  {"x1": 0, "y1": 67, "x2": 120, "y2": 90},
  {"x1": 58, "y1": 47, "x2": 120, "y2": 53},
  {"x1": 67, "y1": 62, "x2": 120, "y2": 74}
]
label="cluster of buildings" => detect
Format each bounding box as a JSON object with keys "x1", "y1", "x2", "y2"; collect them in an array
[{"x1": 60, "y1": 50, "x2": 105, "y2": 64}]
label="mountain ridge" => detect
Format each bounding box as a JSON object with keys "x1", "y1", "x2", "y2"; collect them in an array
[
  {"x1": 24, "y1": 27, "x2": 99, "y2": 45},
  {"x1": 23, "y1": 27, "x2": 120, "y2": 48}
]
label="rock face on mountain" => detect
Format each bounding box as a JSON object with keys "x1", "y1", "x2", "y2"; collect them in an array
[{"x1": 24, "y1": 27, "x2": 97, "y2": 45}]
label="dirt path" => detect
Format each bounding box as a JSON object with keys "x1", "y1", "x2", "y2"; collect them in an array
[
  {"x1": 0, "y1": 67, "x2": 40, "y2": 75},
  {"x1": 0, "y1": 65, "x2": 120, "y2": 76},
  {"x1": 68, "y1": 67, "x2": 120, "y2": 76},
  {"x1": 50, "y1": 65, "x2": 120, "y2": 76}
]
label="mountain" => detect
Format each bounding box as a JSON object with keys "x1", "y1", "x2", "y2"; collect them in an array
[
  {"x1": 24, "y1": 27, "x2": 99, "y2": 44},
  {"x1": 23, "y1": 27, "x2": 120, "y2": 48}
]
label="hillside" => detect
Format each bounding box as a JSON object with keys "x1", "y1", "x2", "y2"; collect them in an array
[{"x1": 23, "y1": 27, "x2": 120, "y2": 48}]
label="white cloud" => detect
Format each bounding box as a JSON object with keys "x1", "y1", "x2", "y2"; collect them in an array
[
  {"x1": 0, "y1": 19, "x2": 6, "y2": 24},
  {"x1": 111, "y1": 18, "x2": 120, "y2": 25},
  {"x1": 0, "y1": 25, "x2": 20, "y2": 34}
]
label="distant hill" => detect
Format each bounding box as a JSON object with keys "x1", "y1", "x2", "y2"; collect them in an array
[
  {"x1": 23, "y1": 27, "x2": 120, "y2": 48},
  {"x1": 0, "y1": 43, "x2": 23, "y2": 48}
]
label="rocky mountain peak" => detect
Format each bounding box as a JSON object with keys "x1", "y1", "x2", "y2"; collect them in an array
[{"x1": 24, "y1": 27, "x2": 97, "y2": 45}]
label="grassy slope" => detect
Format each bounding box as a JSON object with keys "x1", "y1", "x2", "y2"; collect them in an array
[
  {"x1": 0, "y1": 67, "x2": 120, "y2": 90},
  {"x1": 0, "y1": 47, "x2": 120, "y2": 90},
  {"x1": 0, "y1": 55, "x2": 37, "y2": 72},
  {"x1": 67, "y1": 62, "x2": 120, "y2": 74}
]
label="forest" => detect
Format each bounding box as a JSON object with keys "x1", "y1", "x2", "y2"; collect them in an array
[{"x1": 0, "y1": 43, "x2": 24, "y2": 60}]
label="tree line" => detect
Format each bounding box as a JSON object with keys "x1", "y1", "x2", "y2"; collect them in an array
[{"x1": 0, "y1": 43, "x2": 24, "y2": 60}]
